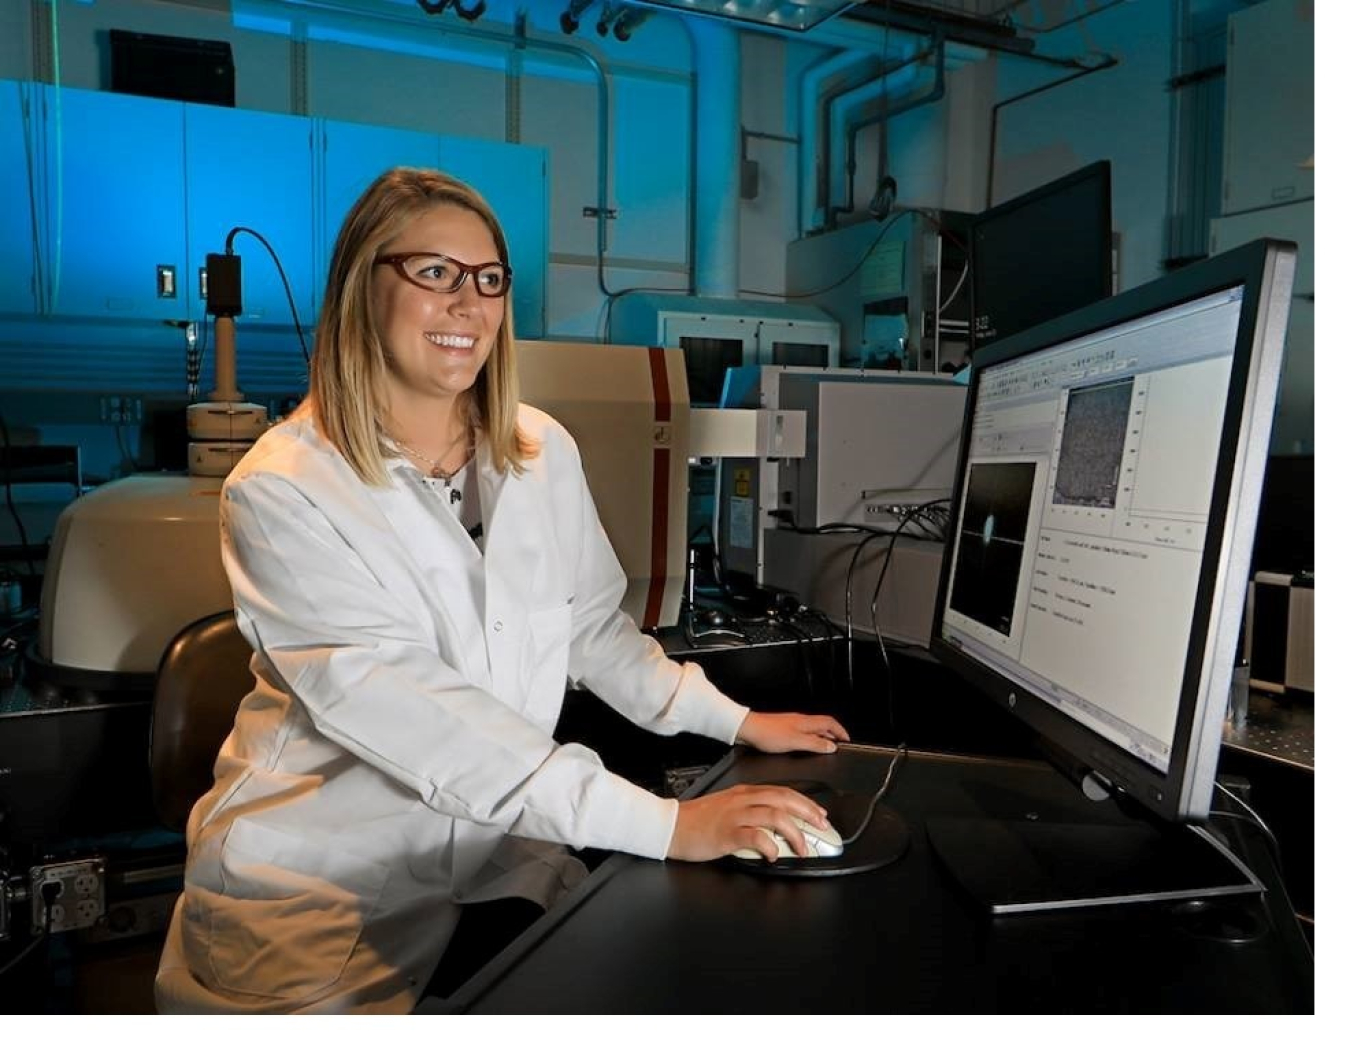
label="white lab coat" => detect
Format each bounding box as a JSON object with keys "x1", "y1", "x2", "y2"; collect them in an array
[{"x1": 154, "y1": 405, "x2": 749, "y2": 1013}]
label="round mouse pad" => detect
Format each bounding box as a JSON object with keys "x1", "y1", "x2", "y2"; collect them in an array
[{"x1": 726, "y1": 791, "x2": 911, "y2": 878}]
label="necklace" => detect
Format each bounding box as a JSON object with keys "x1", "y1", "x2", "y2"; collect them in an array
[{"x1": 393, "y1": 435, "x2": 471, "y2": 482}]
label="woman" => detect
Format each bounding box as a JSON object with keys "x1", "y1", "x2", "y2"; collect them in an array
[{"x1": 155, "y1": 168, "x2": 847, "y2": 1013}]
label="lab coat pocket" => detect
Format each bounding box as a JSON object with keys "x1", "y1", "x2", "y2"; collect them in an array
[
  {"x1": 523, "y1": 602, "x2": 573, "y2": 725},
  {"x1": 205, "y1": 821, "x2": 390, "y2": 1001}
]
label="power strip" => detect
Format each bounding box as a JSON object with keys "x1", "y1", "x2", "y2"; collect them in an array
[{"x1": 29, "y1": 858, "x2": 106, "y2": 935}]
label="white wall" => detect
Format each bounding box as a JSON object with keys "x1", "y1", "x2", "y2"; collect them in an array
[
  {"x1": 983, "y1": 1, "x2": 1174, "y2": 292},
  {"x1": 0, "y1": 1, "x2": 1313, "y2": 358},
  {"x1": 0, "y1": 0, "x2": 707, "y2": 343}
]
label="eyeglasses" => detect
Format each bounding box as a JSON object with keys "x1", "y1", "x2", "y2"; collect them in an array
[{"x1": 375, "y1": 252, "x2": 512, "y2": 298}]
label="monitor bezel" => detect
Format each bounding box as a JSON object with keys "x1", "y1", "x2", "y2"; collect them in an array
[
  {"x1": 930, "y1": 238, "x2": 1297, "y2": 824},
  {"x1": 970, "y1": 160, "x2": 1113, "y2": 351}
]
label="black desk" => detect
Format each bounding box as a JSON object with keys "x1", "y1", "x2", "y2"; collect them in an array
[{"x1": 427, "y1": 745, "x2": 1312, "y2": 1013}]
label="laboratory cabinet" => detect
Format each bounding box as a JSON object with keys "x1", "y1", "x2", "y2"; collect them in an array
[
  {"x1": 319, "y1": 120, "x2": 441, "y2": 263},
  {"x1": 319, "y1": 120, "x2": 548, "y2": 338},
  {"x1": 1222, "y1": 0, "x2": 1314, "y2": 216},
  {"x1": 438, "y1": 134, "x2": 548, "y2": 339},
  {"x1": 185, "y1": 103, "x2": 317, "y2": 328},
  {"x1": 2, "y1": 78, "x2": 549, "y2": 343},
  {"x1": 0, "y1": 80, "x2": 44, "y2": 316},
  {"x1": 44, "y1": 84, "x2": 188, "y2": 321},
  {"x1": 4, "y1": 80, "x2": 317, "y2": 327}
]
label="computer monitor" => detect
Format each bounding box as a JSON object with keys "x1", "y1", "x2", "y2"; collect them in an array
[
  {"x1": 928, "y1": 238, "x2": 1297, "y2": 912},
  {"x1": 970, "y1": 161, "x2": 1113, "y2": 351}
]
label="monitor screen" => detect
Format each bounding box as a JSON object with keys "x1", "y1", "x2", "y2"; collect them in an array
[
  {"x1": 932, "y1": 239, "x2": 1296, "y2": 827},
  {"x1": 971, "y1": 162, "x2": 1113, "y2": 351}
]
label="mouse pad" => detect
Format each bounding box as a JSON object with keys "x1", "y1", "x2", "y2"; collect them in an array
[{"x1": 725, "y1": 788, "x2": 911, "y2": 879}]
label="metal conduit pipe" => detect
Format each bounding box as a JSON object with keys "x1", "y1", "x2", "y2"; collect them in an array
[
  {"x1": 689, "y1": 18, "x2": 741, "y2": 298},
  {"x1": 839, "y1": 36, "x2": 948, "y2": 221},
  {"x1": 824, "y1": 35, "x2": 987, "y2": 225},
  {"x1": 823, "y1": 41, "x2": 926, "y2": 222},
  {"x1": 798, "y1": 48, "x2": 873, "y2": 236}
]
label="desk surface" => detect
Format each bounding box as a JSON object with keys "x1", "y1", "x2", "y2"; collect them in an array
[{"x1": 431, "y1": 746, "x2": 1312, "y2": 1014}]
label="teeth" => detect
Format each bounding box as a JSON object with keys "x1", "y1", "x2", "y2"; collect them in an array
[{"x1": 425, "y1": 333, "x2": 475, "y2": 349}]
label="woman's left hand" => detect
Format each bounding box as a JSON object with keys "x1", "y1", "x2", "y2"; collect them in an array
[{"x1": 735, "y1": 711, "x2": 850, "y2": 755}]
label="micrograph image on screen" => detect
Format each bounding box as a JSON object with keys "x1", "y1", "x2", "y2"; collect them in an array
[
  {"x1": 950, "y1": 462, "x2": 1037, "y2": 635},
  {"x1": 1053, "y1": 379, "x2": 1134, "y2": 508}
]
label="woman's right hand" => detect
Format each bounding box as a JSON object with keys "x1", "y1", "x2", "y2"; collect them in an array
[{"x1": 667, "y1": 783, "x2": 830, "y2": 862}]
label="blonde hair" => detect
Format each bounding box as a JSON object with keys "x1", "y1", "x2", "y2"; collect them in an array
[{"x1": 306, "y1": 166, "x2": 537, "y2": 485}]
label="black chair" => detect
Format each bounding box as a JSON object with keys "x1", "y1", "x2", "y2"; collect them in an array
[{"x1": 147, "y1": 611, "x2": 254, "y2": 831}]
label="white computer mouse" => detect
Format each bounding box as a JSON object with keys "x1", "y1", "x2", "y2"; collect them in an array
[{"x1": 733, "y1": 815, "x2": 844, "y2": 861}]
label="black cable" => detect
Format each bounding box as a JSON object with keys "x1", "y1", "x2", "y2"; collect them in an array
[
  {"x1": 786, "y1": 520, "x2": 894, "y2": 537},
  {"x1": 839, "y1": 743, "x2": 909, "y2": 849},
  {"x1": 113, "y1": 421, "x2": 134, "y2": 476},
  {"x1": 198, "y1": 298, "x2": 212, "y2": 401},
  {"x1": 188, "y1": 305, "x2": 208, "y2": 402},
  {"x1": 0, "y1": 927, "x2": 47, "y2": 980},
  {"x1": 1212, "y1": 781, "x2": 1284, "y2": 877},
  {"x1": 849, "y1": 501, "x2": 951, "y2": 739},
  {"x1": 797, "y1": 606, "x2": 845, "y2": 702},
  {"x1": 224, "y1": 226, "x2": 311, "y2": 367},
  {"x1": 889, "y1": 498, "x2": 952, "y2": 542},
  {"x1": 773, "y1": 617, "x2": 817, "y2": 704},
  {"x1": 0, "y1": 879, "x2": 58, "y2": 980},
  {"x1": 865, "y1": 503, "x2": 942, "y2": 739},
  {"x1": 868, "y1": 522, "x2": 914, "y2": 739},
  {"x1": 843, "y1": 531, "x2": 892, "y2": 691},
  {"x1": 1210, "y1": 780, "x2": 1310, "y2": 959}
]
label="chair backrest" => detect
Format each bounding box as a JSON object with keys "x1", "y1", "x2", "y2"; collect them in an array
[{"x1": 148, "y1": 611, "x2": 255, "y2": 831}]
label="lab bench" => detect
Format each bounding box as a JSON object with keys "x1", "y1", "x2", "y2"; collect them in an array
[{"x1": 426, "y1": 744, "x2": 1312, "y2": 1014}]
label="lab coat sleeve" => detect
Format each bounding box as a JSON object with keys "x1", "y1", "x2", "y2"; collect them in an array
[
  {"x1": 220, "y1": 471, "x2": 678, "y2": 860},
  {"x1": 554, "y1": 430, "x2": 750, "y2": 744}
]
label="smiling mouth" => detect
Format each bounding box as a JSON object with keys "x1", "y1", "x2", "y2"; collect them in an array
[{"x1": 425, "y1": 332, "x2": 476, "y2": 350}]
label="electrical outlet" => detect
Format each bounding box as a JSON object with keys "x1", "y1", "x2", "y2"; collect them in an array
[
  {"x1": 99, "y1": 395, "x2": 143, "y2": 425},
  {"x1": 29, "y1": 858, "x2": 105, "y2": 935}
]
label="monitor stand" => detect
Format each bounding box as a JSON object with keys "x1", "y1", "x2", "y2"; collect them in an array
[{"x1": 925, "y1": 814, "x2": 1264, "y2": 914}]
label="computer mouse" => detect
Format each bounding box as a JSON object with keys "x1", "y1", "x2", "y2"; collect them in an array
[{"x1": 732, "y1": 815, "x2": 844, "y2": 861}]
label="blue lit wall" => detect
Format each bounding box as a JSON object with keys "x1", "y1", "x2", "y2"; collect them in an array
[{"x1": 0, "y1": 0, "x2": 1315, "y2": 530}]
